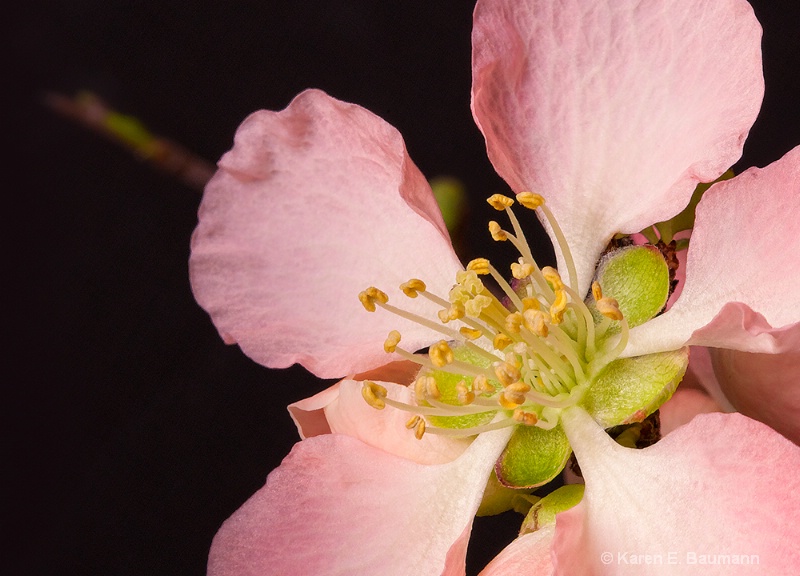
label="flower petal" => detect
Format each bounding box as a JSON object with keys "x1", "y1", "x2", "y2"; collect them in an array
[
  {"x1": 554, "y1": 408, "x2": 800, "y2": 574},
  {"x1": 207, "y1": 427, "x2": 513, "y2": 576},
  {"x1": 710, "y1": 348, "x2": 800, "y2": 445},
  {"x1": 325, "y1": 379, "x2": 470, "y2": 465},
  {"x1": 190, "y1": 89, "x2": 463, "y2": 378},
  {"x1": 658, "y1": 387, "x2": 721, "y2": 436},
  {"x1": 287, "y1": 381, "x2": 340, "y2": 439},
  {"x1": 472, "y1": 0, "x2": 763, "y2": 295},
  {"x1": 625, "y1": 146, "x2": 800, "y2": 356},
  {"x1": 288, "y1": 360, "x2": 420, "y2": 439},
  {"x1": 478, "y1": 525, "x2": 555, "y2": 576}
]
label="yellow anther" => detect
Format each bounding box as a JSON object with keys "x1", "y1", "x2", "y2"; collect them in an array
[
  {"x1": 487, "y1": 193, "x2": 515, "y2": 211},
  {"x1": 523, "y1": 309, "x2": 549, "y2": 337},
  {"x1": 591, "y1": 281, "x2": 603, "y2": 302},
  {"x1": 361, "y1": 381, "x2": 388, "y2": 410},
  {"x1": 465, "y1": 294, "x2": 492, "y2": 317},
  {"x1": 459, "y1": 326, "x2": 483, "y2": 340},
  {"x1": 493, "y1": 333, "x2": 513, "y2": 350},
  {"x1": 429, "y1": 340, "x2": 455, "y2": 367},
  {"x1": 511, "y1": 262, "x2": 535, "y2": 280},
  {"x1": 522, "y1": 297, "x2": 541, "y2": 311},
  {"x1": 405, "y1": 415, "x2": 421, "y2": 429},
  {"x1": 413, "y1": 418, "x2": 426, "y2": 440},
  {"x1": 472, "y1": 374, "x2": 494, "y2": 394},
  {"x1": 467, "y1": 258, "x2": 491, "y2": 275},
  {"x1": 507, "y1": 381, "x2": 532, "y2": 395},
  {"x1": 494, "y1": 362, "x2": 521, "y2": 387},
  {"x1": 513, "y1": 408, "x2": 539, "y2": 426},
  {"x1": 505, "y1": 311, "x2": 524, "y2": 334},
  {"x1": 504, "y1": 351, "x2": 522, "y2": 369},
  {"x1": 456, "y1": 380, "x2": 475, "y2": 405},
  {"x1": 438, "y1": 303, "x2": 465, "y2": 324},
  {"x1": 455, "y1": 270, "x2": 484, "y2": 294},
  {"x1": 541, "y1": 267, "x2": 563, "y2": 291},
  {"x1": 358, "y1": 286, "x2": 389, "y2": 312},
  {"x1": 499, "y1": 390, "x2": 527, "y2": 409},
  {"x1": 400, "y1": 278, "x2": 427, "y2": 298},
  {"x1": 596, "y1": 297, "x2": 624, "y2": 321},
  {"x1": 516, "y1": 191, "x2": 545, "y2": 210},
  {"x1": 549, "y1": 289, "x2": 567, "y2": 325},
  {"x1": 488, "y1": 221, "x2": 508, "y2": 241},
  {"x1": 414, "y1": 375, "x2": 441, "y2": 400},
  {"x1": 384, "y1": 330, "x2": 401, "y2": 353}
]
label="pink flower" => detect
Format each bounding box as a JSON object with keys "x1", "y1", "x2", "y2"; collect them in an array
[{"x1": 190, "y1": 0, "x2": 800, "y2": 573}]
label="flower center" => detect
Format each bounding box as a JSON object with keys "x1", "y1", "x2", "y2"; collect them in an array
[{"x1": 359, "y1": 193, "x2": 629, "y2": 439}]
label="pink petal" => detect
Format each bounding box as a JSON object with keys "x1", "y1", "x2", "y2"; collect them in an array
[
  {"x1": 471, "y1": 0, "x2": 763, "y2": 295},
  {"x1": 287, "y1": 381, "x2": 340, "y2": 439},
  {"x1": 288, "y1": 360, "x2": 420, "y2": 439},
  {"x1": 658, "y1": 387, "x2": 721, "y2": 437},
  {"x1": 478, "y1": 526, "x2": 555, "y2": 576},
  {"x1": 324, "y1": 379, "x2": 470, "y2": 465},
  {"x1": 626, "y1": 145, "x2": 800, "y2": 356},
  {"x1": 207, "y1": 427, "x2": 513, "y2": 576},
  {"x1": 190, "y1": 89, "x2": 463, "y2": 379},
  {"x1": 554, "y1": 408, "x2": 800, "y2": 575},
  {"x1": 711, "y1": 348, "x2": 800, "y2": 445},
  {"x1": 678, "y1": 346, "x2": 735, "y2": 414}
]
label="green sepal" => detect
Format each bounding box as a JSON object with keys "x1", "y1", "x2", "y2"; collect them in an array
[
  {"x1": 427, "y1": 345, "x2": 497, "y2": 430},
  {"x1": 582, "y1": 348, "x2": 689, "y2": 428},
  {"x1": 594, "y1": 245, "x2": 670, "y2": 328},
  {"x1": 476, "y1": 470, "x2": 535, "y2": 517},
  {"x1": 495, "y1": 423, "x2": 572, "y2": 489},
  {"x1": 519, "y1": 484, "x2": 585, "y2": 535}
]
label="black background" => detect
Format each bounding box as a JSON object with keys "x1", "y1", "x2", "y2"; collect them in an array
[{"x1": 11, "y1": 1, "x2": 800, "y2": 574}]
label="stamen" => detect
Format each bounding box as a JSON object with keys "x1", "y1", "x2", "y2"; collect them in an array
[
  {"x1": 596, "y1": 297, "x2": 623, "y2": 321},
  {"x1": 413, "y1": 418, "x2": 426, "y2": 439},
  {"x1": 464, "y1": 294, "x2": 493, "y2": 318},
  {"x1": 429, "y1": 340, "x2": 455, "y2": 367},
  {"x1": 515, "y1": 191, "x2": 545, "y2": 210},
  {"x1": 590, "y1": 319, "x2": 630, "y2": 369},
  {"x1": 511, "y1": 262, "x2": 535, "y2": 280},
  {"x1": 488, "y1": 221, "x2": 508, "y2": 241},
  {"x1": 361, "y1": 381, "x2": 387, "y2": 410},
  {"x1": 591, "y1": 281, "x2": 603, "y2": 302},
  {"x1": 384, "y1": 330, "x2": 401, "y2": 353},
  {"x1": 549, "y1": 289, "x2": 567, "y2": 325},
  {"x1": 505, "y1": 312, "x2": 523, "y2": 334},
  {"x1": 467, "y1": 258, "x2": 491, "y2": 275},
  {"x1": 400, "y1": 278, "x2": 426, "y2": 298},
  {"x1": 487, "y1": 194, "x2": 515, "y2": 210},
  {"x1": 487, "y1": 262, "x2": 525, "y2": 312},
  {"x1": 456, "y1": 380, "x2": 475, "y2": 405},
  {"x1": 358, "y1": 286, "x2": 388, "y2": 312},
  {"x1": 499, "y1": 389, "x2": 526, "y2": 409},
  {"x1": 521, "y1": 297, "x2": 541, "y2": 311},
  {"x1": 459, "y1": 327, "x2": 482, "y2": 340},
  {"x1": 538, "y1": 202, "x2": 578, "y2": 291},
  {"x1": 513, "y1": 408, "x2": 539, "y2": 426},
  {"x1": 405, "y1": 415, "x2": 421, "y2": 429},
  {"x1": 500, "y1": 204, "x2": 553, "y2": 297},
  {"x1": 493, "y1": 332, "x2": 513, "y2": 350},
  {"x1": 541, "y1": 266, "x2": 563, "y2": 292},
  {"x1": 472, "y1": 374, "x2": 495, "y2": 395},
  {"x1": 523, "y1": 309, "x2": 548, "y2": 337},
  {"x1": 494, "y1": 361, "x2": 521, "y2": 386}
]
